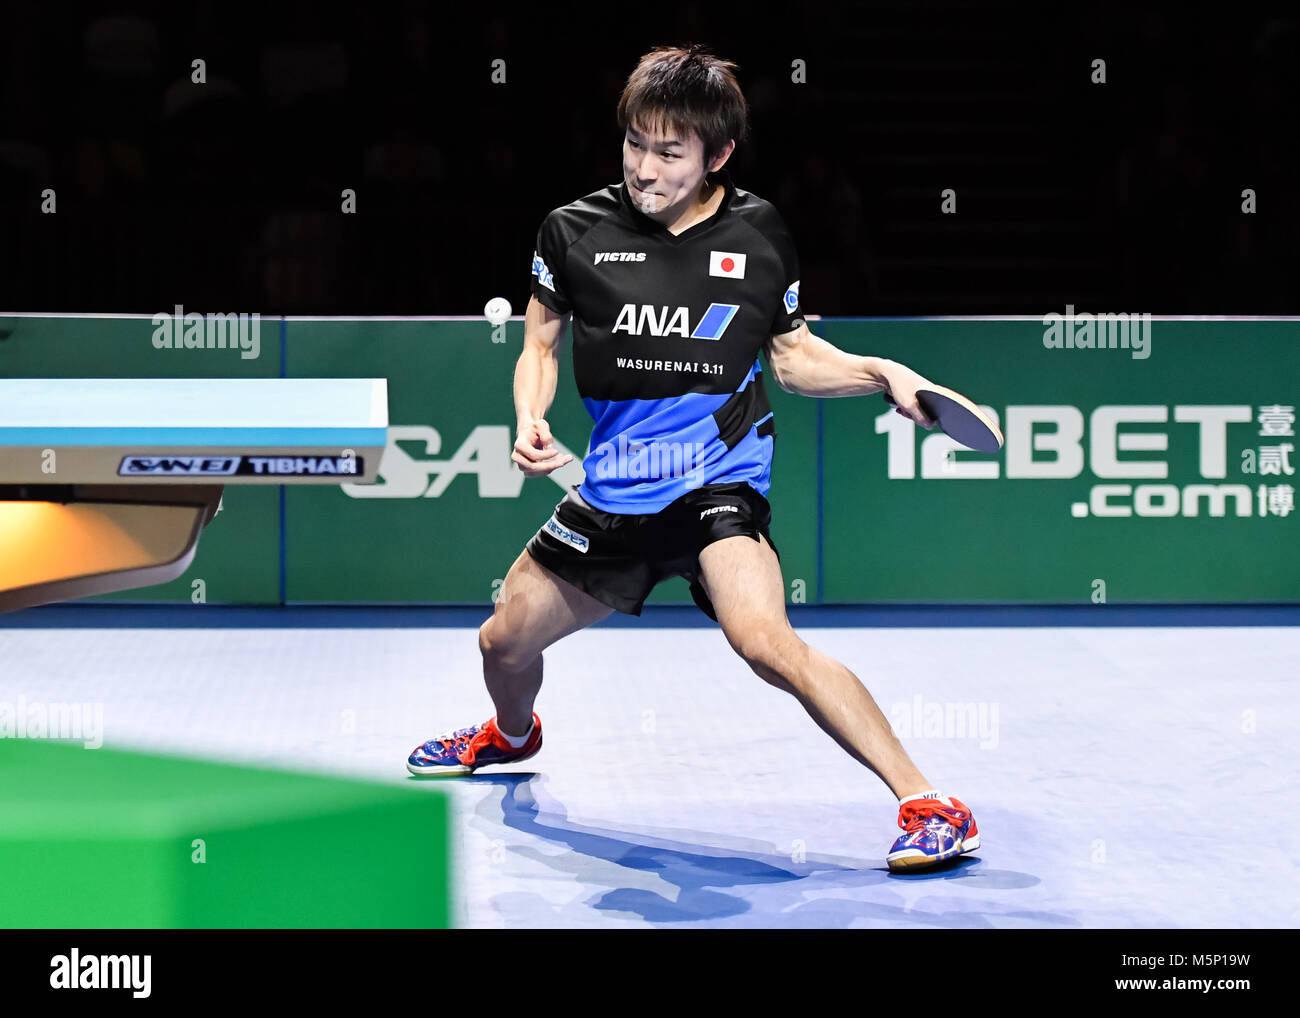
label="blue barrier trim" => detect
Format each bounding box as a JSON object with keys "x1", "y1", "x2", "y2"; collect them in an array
[{"x1": 2, "y1": 603, "x2": 1297, "y2": 629}]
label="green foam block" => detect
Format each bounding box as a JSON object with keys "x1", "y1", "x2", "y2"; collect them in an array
[{"x1": 0, "y1": 740, "x2": 451, "y2": 928}]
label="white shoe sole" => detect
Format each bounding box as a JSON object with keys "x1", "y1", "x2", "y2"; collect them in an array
[
  {"x1": 887, "y1": 832, "x2": 980, "y2": 872},
  {"x1": 406, "y1": 761, "x2": 472, "y2": 777}
]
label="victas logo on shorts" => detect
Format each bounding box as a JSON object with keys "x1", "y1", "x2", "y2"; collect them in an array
[{"x1": 699, "y1": 505, "x2": 739, "y2": 519}]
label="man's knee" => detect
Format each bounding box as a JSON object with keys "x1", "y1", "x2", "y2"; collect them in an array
[
  {"x1": 479, "y1": 617, "x2": 536, "y2": 673},
  {"x1": 730, "y1": 624, "x2": 798, "y2": 687}
]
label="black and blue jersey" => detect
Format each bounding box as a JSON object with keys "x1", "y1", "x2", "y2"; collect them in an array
[{"x1": 529, "y1": 168, "x2": 805, "y2": 513}]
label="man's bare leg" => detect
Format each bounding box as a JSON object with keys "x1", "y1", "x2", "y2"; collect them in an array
[
  {"x1": 479, "y1": 548, "x2": 613, "y2": 736},
  {"x1": 697, "y1": 534, "x2": 932, "y2": 800}
]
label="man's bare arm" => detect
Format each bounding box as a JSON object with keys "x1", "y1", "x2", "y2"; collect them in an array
[
  {"x1": 764, "y1": 322, "x2": 887, "y2": 398},
  {"x1": 512, "y1": 295, "x2": 574, "y2": 476},
  {"x1": 764, "y1": 322, "x2": 937, "y2": 428}
]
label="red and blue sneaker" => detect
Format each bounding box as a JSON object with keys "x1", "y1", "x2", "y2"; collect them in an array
[
  {"x1": 886, "y1": 791, "x2": 980, "y2": 872},
  {"x1": 407, "y1": 713, "x2": 542, "y2": 777}
]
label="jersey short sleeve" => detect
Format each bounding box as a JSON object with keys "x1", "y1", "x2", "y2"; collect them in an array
[
  {"x1": 530, "y1": 213, "x2": 572, "y2": 315},
  {"x1": 766, "y1": 212, "x2": 805, "y2": 336}
]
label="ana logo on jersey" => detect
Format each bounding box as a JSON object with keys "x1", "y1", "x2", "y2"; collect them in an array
[
  {"x1": 594, "y1": 252, "x2": 647, "y2": 264},
  {"x1": 783, "y1": 280, "x2": 800, "y2": 313},
  {"x1": 612, "y1": 303, "x2": 740, "y2": 340},
  {"x1": 709, "y1": 251, "x2": 747, "y2": 279}
]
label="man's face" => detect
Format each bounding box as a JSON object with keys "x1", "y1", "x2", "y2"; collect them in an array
[{"x1": 622, "y1": 118, "x2": 713, "y2": 220}]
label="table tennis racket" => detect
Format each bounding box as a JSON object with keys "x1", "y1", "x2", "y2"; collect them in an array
[{"x1": 884, "y1": 382, "x2": 1003, "y2": 453}]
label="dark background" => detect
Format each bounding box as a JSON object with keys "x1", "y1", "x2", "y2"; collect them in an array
[{"x1": 0, "y1": 0, "x2": 1295, "y2": 316}]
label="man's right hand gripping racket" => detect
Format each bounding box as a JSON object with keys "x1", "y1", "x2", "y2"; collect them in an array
[{"x1": 884, "y1": 383, "x2": 1003, "y2": 453}]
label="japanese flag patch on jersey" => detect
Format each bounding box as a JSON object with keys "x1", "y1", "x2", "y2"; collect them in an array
[{"x1": 709, "y1": 251, "x2": 747, "y2": 279}]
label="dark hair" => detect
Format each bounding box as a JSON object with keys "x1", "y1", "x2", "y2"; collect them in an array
[{"x1": 616, "y1": 44, "x2": 749, "y2": 170}]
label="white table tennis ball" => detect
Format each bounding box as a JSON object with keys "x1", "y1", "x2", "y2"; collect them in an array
[{"x1": 484, "y1": 297, "x2": 512, "y2": 326}]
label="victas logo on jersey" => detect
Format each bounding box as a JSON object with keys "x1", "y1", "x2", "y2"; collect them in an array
[
  {"x1": 531, "y1": 251, "x2": 556, "y2": 292},
  {"x1": 709, "y1": 251, "x2": 747, "y2": 279},
  {"x1": 594, "y1": 252, "x2": 646, "y2": 264},
  {"x1": 783, "y1": 280, "x2": 801, "y2": 314},
  {"x1": 612, "y1": 303, "x2": 740, "y2": 340}
]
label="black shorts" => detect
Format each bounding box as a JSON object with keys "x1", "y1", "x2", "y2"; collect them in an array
[{"x1": 524, "y1": 481, "x2": 781, "y2": 621}]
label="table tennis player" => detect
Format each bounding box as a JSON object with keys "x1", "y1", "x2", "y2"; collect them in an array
[{"x1": 409, "y1": 44, "x2": 979, "y2": 873}]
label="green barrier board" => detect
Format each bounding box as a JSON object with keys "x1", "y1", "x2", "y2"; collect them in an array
[
  {"x1": 4, "y1": 314, "x2": 1295, "y2": 605},
  {"x1": 282, "y1": 319, "x2": 818, "y2": 606},
  {"x1": 820, "y1": 318, "x2": 1300, "y2": 602}
]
